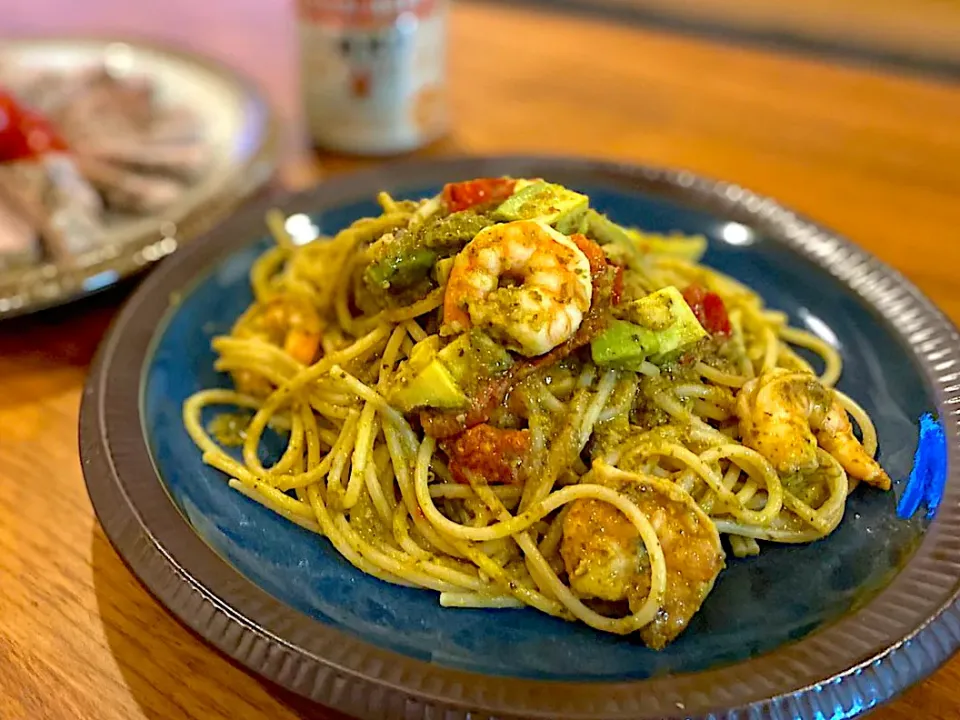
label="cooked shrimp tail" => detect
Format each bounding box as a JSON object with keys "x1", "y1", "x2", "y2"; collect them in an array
[
  {"x1": 737, "y1": 369, "x2": 890, "y2": 490},
  {"x1": 817, "y1": 403, "x2": 891, "y2": 490}
]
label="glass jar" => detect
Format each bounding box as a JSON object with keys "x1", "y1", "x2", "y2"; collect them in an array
[{"x1": 296, "y1": 0, "x2": 449, "y2": 156}]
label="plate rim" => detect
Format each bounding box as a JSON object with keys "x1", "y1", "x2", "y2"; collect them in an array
[
  {"x1": 0, "y1": 35, "x2": 283, "y2": 320},
  {"x1": 80, "y1": 155, "x2": 960, "y2": 720}
]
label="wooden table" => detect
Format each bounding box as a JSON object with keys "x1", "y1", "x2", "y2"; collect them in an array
[
  {"x1": 3, "y1": 2, "x2": 960, "y2": 718},
  {"x1": 561, "y1": 0, "x2": 960, "y2": 69}
]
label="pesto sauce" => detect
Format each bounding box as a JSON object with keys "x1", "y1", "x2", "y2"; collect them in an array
[
  {"x1": 348, "y1": 491, "x2": 389, "y2": 543},
  {"x1": 207, "y1": 412, "x2": 253, "y2": 447},
  {"x1": 362, "y1": 210, "x2": 494, "y2": 307},
  {"x1": 441, "y1": 329, "x2": 513, "y2": 396},
  {"x1": 418, "y1": 210, "x2": 493, "y2": 250}
]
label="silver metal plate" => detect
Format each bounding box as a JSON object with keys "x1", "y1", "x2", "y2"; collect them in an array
[{"x1": 0, "y1": 38, "x2": 282, "y2": 318}]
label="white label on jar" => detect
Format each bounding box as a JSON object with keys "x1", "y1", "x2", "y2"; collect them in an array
[{"x1": 298, "y1": 0, "x2": 448, "y2": 155}]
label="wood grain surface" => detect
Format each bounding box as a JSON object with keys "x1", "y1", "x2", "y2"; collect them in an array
[
  {"x1": 554, "y1": 0, "x2": 960, "y2": 66},
  {"x1": 2, "y1": 2, "x2": 960, "y2": 719}
]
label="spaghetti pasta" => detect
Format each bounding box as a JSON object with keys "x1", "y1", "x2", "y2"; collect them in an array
[{"x1": 183, "y1": 177, "x2": 891, "y2": 648}]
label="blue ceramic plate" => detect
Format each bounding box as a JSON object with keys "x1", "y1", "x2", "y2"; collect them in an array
[{"x1": 81, "y1": 157, "x2": 960, "y2": 720}]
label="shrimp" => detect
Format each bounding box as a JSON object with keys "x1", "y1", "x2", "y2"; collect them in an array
[
  {"x1": 736, "y1": 369, "x2": 890, "y2": 490},
  {"x1": 443, "y1": 220, "x2": 592, "y2": 357},
  {"x1": 560, "y1": 463, "x2": 725, "y2": 649},
  {"x1": 231, "y1": 294, "x2": 322, "y2": 395}
]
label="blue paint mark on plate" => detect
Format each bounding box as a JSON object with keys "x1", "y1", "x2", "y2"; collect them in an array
[
  {"x1": 897, "y1": 413, "x2": 947, "y2": 520},
  {"x1": 143, "y1": 182, "x2": 936, "y2": 681}
]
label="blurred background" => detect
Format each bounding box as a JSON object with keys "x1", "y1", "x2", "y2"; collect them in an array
[
  {"x1": 4, "y1": 0, "x2": 958, "y2": 168},
  {"x1": 2, "y1": 0, "x2": 958, "y2": 308}
]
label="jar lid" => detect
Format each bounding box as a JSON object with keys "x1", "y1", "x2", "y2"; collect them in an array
[{"x1": 297, "y1": 0, "x2": 440, "y2": 28}]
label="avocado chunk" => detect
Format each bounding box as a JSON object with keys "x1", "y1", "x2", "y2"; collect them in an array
[
  {"x1": 620, "y1": 288, "x2": 683, "y2": 331},
  {"x1": 555, "y1": 207, "x2": 589, "y2": 235},
  {"x1": 363, "y1": 210, "x2": 493, "y2": 294},
  {"x1": 585, "y1": 209, "x2": 708, "y2": 265},
  {"x1": 493, "y1": 181, "x2": 588, "y2": 226},
  {"x1": 388, "y1": 336, "x2": 439, "y2": 394},
  {"x1": 511, "y1": 178, "x2": 540, "y2": 192},
  {"x1": 388, "y1": 331, "x2": 513, "y2": 412},
  {"x1": 586, "y1": 208, "x2": 632, "y2": 246},
  {"x1": 591, "y1": 319, "x2": 652, "y2": 369},
  {"x1": 438, "y1": 329, "x2": 513, "y2": 385},
  {"x1": 365, "y1": 247, "x2": 438, "y2": 289},
  {"x1": 591, "y1": 286, "x2": 707, "y2": 368},
  {"x1": 390, "y1": 359, "x2": 469, "y2": 412},
  {"x1": 584, "y1": 209, "x2": 643, "y2": 266},
  {"x1": 390, "y1": 336, "x2": 469, "y2": 411}
]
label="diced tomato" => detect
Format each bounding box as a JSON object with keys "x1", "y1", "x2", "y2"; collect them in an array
[
  {"x1": 442, "y1": 177, "x2": 516, "y2": 213},
  {"x1": 441, "y1": 424, "x2": 531, "y2": 484},
  {"x1": 683, "y1": 283, "x2": 705, "y2": 307},
  {"x1": 611, "y1": 265, "x2": 624, "y2": 306},
  {"x1": 683, "y1": 283, "x2": 731, "y2": 336},
  {"x1": 702, "y1": 293, "x2": 732, "y2": 336},
  {"x1": 421, "y1": 371, "x2": 516, "y2": 439},
  {"x1": 570, "y1": 232, "x2": 620, "y2": 304},
  {"x1": 569, "y1": 233, "x2": 605, "y2": 279},
  {"x1": 0, "y1": 90, "x2": 68, "y2": 162}
]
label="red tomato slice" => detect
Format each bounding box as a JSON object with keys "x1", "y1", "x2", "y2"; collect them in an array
[
  {"x1": 442, "y1": 424, "x2": 531, "y2": 484},
  {"x1": 611, "y1": 265, "x2": 624, "y2": 306},
  {"x1": 442, "y1": 178, "x2": 516, "y2": 212},
  {"x1": 0, "y1": 90, "x2": 68, "y2": 162},
  {"x1": 683, "y1": 283, "x2": 731, "y2": 336}
]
